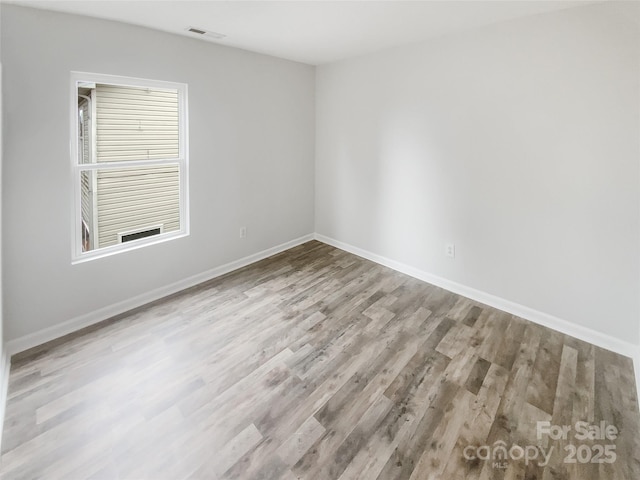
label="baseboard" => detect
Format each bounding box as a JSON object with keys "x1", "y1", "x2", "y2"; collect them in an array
[
  {"x1": 5, "y1": 232, "x2": 639, "y2": 410},
  {"x1": 0, "y1": 346, "x2": 9, "y2": 453},
  {"x1": 6, "y1": 234, "x2": 315, "y2": 356},
  {"x1": 314, "y1": 233, "x2": 639, "y2": 360}
]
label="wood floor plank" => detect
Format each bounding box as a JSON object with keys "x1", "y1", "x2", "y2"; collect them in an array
[
  {"x1": 464, "y1": 356, "x2": 492, "y2": 396},
  {"x1": 276, "y1": 416, "x2": 326, "y2": 468},
  {"x1": 408, "y1": 387, "x2": 476, "y2": 480},
  {"x1": 440, "y1": 362, "x2": 510, "y2": 480},
  {"x1": 191, "y1": 423, "x2": 264, "y2": 479},
  {"x1": 376, "y1": 380, "x2": 461, "y2": 480},
  {"x1": 525, "y1": 328, "x2": 564, "y2": 416},
  {"x1": 1, "y1": 240, "x2": 638, "y2": 480}
]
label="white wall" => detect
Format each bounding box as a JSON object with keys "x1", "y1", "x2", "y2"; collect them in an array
[
  {"x1": 0, "y1": 56, "x2": 6, "y2": 446},
  {"x1": 316, "y1": 2, "x2": 640, "y2": 344},
  {"x1": 0, "y1": 62, "x2": 3, "y2": 353},
  {"x1": 1, "y1": 5, "x2": 315, "y2": 342},
  {"x1": 2, "y1": 2, "x2": 638, "y2": 352}
]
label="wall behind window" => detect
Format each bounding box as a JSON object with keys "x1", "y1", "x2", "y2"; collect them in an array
[
  {"x1": 315, "y1": 2, "x2": 640, "y2": 343},
  {"x1": 0, "y1": 60, "x2": 6, "y2": 444},
  {"x1": 1, "y1": 5, "x2": 315, "y2": 341}
]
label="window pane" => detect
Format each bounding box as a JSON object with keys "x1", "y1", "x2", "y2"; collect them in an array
[
  {"x1": 80, "y1": 170, "x2": 95, "y2": 251},
  {"x1": 78, "y1": 94, "x2": 92, "y2": 164},
  {"x1": 94, "y1": 84, "x2": 179, "y2": 162},
  {"x1": 80, "y1": 165, "x2": 181, "y2": 251}
]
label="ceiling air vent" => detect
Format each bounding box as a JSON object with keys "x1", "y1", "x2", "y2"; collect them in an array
[{"x1": 186, "y1": 27, "x2": 226, "y2": 40}]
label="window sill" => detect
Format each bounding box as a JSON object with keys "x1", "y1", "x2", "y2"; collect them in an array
[{"x1": 71, "y1": 230, "x2": 189, "y2": 265}]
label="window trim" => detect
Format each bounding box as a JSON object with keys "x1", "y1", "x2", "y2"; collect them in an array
[{"x1": 70, "y1": 72, "x2": 189, "y2": 264}]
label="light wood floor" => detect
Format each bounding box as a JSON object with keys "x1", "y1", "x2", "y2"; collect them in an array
[{"x1": 1, "y1": 241, "x2": 639, "y2": 479}]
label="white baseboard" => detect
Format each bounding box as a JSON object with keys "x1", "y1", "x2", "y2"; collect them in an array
[
  {"x1": 4, "y1": 232, "x2": 639, "y2": 413},
  {"x1": 6, "y1": 234, "x2": 315, "y2": 356},
  {"x1": 314, "y1": 233, "x2": 639, "y2": 360},
  {"x1": 0, "y1": 346, "x2": 9, "y2": 453}
]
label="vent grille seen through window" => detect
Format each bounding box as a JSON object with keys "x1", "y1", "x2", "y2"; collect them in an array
[{"x1": 120, "y1": 227, "x2": 162, "y2": 243}]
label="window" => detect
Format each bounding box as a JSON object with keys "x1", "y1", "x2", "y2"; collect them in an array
[{"x1": 71, "y1": 73, "x2": 189, "y2": 262}]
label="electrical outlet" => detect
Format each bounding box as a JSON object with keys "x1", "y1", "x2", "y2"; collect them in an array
[
  {"x1": 445, "y1": 243, "x2": 455, "y2": 258},
  {"x1": 239, "y1": 227, "x2": 247, "y2": 239}
]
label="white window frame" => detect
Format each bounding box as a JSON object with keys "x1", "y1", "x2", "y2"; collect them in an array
[{"x1": 70, "y1": 72, "x2": 189, "y2": 263}]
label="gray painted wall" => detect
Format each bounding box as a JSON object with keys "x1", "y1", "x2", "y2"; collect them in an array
[
  {"x1": 315, "y1": 2, "x2": 640, "y2": 343},
  {"x1": 2, "y1": 2, "x2": 638, "y2": 350},
  {"x1": 0, "y1": 58, "x2": 5, "y2": 439},
  {"x1": 1, "y1": 5, "x2": 315, "y2": 341}
]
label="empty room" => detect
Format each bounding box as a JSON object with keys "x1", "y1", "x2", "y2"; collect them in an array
[{"x1": 0, "y1": 0, "x2": 639, "y2": 479}]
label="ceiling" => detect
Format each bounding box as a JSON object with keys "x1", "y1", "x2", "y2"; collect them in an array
[{"x1": 6, "y1": 0, "x2": 606, "y2": 65}]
